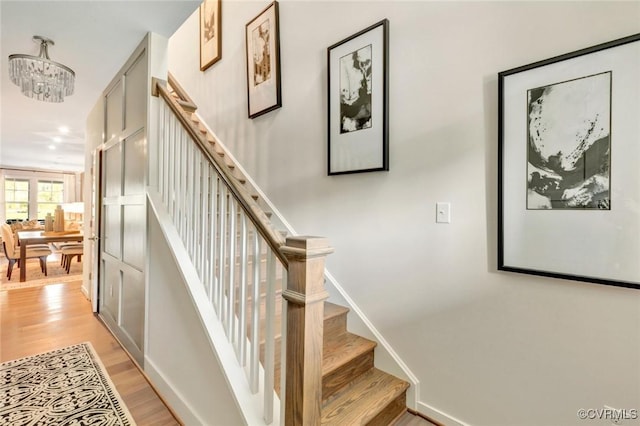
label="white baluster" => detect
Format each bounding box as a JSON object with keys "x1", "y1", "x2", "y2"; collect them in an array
[
  {"x1": 250, "y1": 233, "x2": 261, "y2": 393},
  {"x1": 226, "y1": 197, "x2": 237, "y2": 340},
  {"x1": 263, "y1": 247, "x2": 276, "y2": 424},
  {"x1": 200, "y1": 163, "x2": 209, "y2": 289},
  {"x1": 237, "y1": 210, "x2": 248, "y2": 366},
  {"x1": 216, "y1": 184, "x2": 227, "y2": 316},
  {"x1": 158, "y1": 104, "x2": 165, "y2": 201},
  {"x1": 193, "y1": 152, "x2": 201, "y2": 276},
  {"x1": 208, "y1": 174, "x2": 218, "y2": 303}
]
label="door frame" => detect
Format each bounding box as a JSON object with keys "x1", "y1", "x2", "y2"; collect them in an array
[{"x1": 90, "y1": 147, "x2": 105, "y2": 312}]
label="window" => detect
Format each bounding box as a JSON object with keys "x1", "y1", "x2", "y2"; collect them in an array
[
  {"x1": 5, "y1": 178, "x2": 30, "y2": 221},
  {"x1": 37, "y1": 180, "x2": 64, "y2": 219},
  {"x1": 2, "y1": 173, "x2": 76, "y2": 222}
]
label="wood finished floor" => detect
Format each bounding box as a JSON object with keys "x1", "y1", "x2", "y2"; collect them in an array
[
  {"x1": 0, "y1": 280, "x2": 180, "y2": 425},
  {"x1": 396, "y1": 412, "x2": 438, "y2": 426},
  {"x1": 0, "y1": 267, "x2": 436, "y2": 426}
]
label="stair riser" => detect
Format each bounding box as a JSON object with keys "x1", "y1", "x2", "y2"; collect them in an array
[
  {"x1": 366, "y1": 392, "x2": 406, "y2": 425},
  {"x1": 322, "y1": 349, "x2": 374, "y2": 403},
  {"x1": 323, "y1": 313, "x2": 347, "y2": 344}
]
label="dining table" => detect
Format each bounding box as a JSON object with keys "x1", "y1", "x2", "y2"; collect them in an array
[{"x1": 16, "y1": 230, "x2": 84, "y2": 282}]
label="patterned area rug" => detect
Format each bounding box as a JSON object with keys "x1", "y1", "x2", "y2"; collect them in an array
[
  {"x1": 0, "y1": 343, "x2": 136, "y2": 425},
  {"x1": 0, "y1": 254, "x2": 83, "y2": 291}
]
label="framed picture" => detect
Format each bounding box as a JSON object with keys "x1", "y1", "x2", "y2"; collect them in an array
[
  {"x1": 327, "y1": 19, "x2": 389, "y2": 176},
  {"x1": 498, "y1": 33, "x2": 640, "y2": 289},
  {"x1": 200, "y1": 0, "x2": 221, "y2": 71},
  {"x1": 245, "y1": 1, "x2": 281, "y2": 119}
]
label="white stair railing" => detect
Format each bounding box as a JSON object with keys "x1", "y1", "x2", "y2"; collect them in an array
[
  {"x1": 154, "y1": 90, "x2": 288, "y2": 424},
  {"x1": 152, "y1": 77, "x2": 333, "y2": 426}
]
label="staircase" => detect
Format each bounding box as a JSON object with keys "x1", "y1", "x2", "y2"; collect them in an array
[
  {"x1": 151, "y1": 74, "x2": 409, "y2": 425},
  {"x1": 320, "y1": 302, "x2": 409, "y2": 424}
]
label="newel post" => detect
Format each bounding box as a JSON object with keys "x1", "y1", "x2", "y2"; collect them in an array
[{"x1": 281, "y1": 236, "x2": 334, "y2": 426}]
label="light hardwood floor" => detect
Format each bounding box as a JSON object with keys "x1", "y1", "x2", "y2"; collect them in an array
[
  {"x1": 0, "y1": 275, "x2": 436, "y2": 426},
  {"x1": 396, "y1": 411, "x2": 439, "y2": 426},
  {"x1": 0, "y1": 280, "x2": 180, "y2": 425}
]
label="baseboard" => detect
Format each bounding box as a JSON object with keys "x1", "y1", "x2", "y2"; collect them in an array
[
  {"x1": 80, "y1": 283, "x2": 90, "y2": 300},
  {"x1": 144, "y1": 357, "x2": 208, "y2": 426},
  {"x1": 95, "y1": 314, "x2": 184, "y2": 425},
  {"x1": 417, "y1": 401, "x2": 470, "y2": 426}
]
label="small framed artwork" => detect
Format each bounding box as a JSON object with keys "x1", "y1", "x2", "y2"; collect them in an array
[
  {"x1": 245, "y1": 1, "x2": 281, "y2": 119},
  {"x1": 200, "y1": 0, "x2": 222, "y2": 71},
  {"x1": 327, "y1": 19, "x2": 389, "y2": 175},
  {"x1": 498, "y1": 32, "x2": 640, "y2": 289}
]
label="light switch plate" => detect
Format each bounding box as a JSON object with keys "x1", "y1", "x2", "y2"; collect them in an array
[{"x1": 436, "y1": 202, "x2": 451, "y2": 223}]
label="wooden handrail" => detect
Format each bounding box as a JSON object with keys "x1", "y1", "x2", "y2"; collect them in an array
[
  {"x1": 154, "y1": 79, "x2": 289, "y2": 267},
  {"x1": 168, "y1": 72, "x2": 197, "y2": 109},
  {"x1": 155, "y1": 76, "x2": 334, "y2": 426}
]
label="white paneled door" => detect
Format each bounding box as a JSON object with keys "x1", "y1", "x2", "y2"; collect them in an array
[{"x1": 97, "y1": 38, "x2": 150, "y2": 366}]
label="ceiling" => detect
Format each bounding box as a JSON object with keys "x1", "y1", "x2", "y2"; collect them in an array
[{"x1": 0, "y1": 0, "x2": 200, "y2": 173}]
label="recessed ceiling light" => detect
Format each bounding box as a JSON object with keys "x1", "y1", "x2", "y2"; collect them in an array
[
  {"x1": 58, "y1": 126, "x2": 69, "y2": 133},
  {"x1": 48, "y1": 145, "x2": 56, "y2": 150},
  {"x1": 53, "y1": 137, "x2": 62, "y2": 143}
]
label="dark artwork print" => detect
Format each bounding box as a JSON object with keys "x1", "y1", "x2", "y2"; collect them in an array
[
  {"x1": 527, "y1": 72, "x2": 611, "y2": 209},
  {"x1": 339, "y1": 45, "x2": 372, "y2": 134},
  {"x1": 252, "y1": 19, "x2": 271, "y2": 87}
]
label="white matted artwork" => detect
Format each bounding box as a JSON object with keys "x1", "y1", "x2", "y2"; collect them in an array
[
  {"x1": 498, "y1": 33, "x2": 640, "y2": 289},
  {"x1": 245, "y1": 1, "x2": 281, "y2": 119},
  {"x1": 328, "y1": 19, "x2": 389, "y2": 175},
  {"x1": 200, "y1": 0, "x2": 221, "y2": 71}
]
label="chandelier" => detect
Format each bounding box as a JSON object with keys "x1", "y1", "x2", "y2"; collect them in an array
[{"x1": 8, "y1": 36, "x2": 75, "y2": 103}]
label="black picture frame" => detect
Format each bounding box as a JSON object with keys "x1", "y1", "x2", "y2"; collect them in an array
[
  {"x1": 245, "y1": 1, "x2": 282, "y2": 119},
  {"x1": 498, "y1": 33, "x2": 640, "y2": 290},
  {"x1": 327, "y1": 19, "x2": 389, "y2": 175}
]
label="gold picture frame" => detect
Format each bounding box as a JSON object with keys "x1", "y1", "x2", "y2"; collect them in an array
[{"x1": 200, "y1": 0, "x2": 221, "y2": 71}]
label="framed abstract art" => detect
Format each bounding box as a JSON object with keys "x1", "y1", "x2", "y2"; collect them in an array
[
  {"x1": 245, "y1": 1, "x2": 281, "y2": 119},
  {"x1": 498, "y1": 33, "x2": 640, "y2": 289},
  {"x1": 327, "y1": 19, "x2": 389, "y2": 175}
]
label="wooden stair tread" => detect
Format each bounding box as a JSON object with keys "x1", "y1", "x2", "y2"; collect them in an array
[
  {"x1": 321, "y1": 368, "x2": 409, "y2": 425},
  {"x1": 323, "y1": 332, "x2": 376, "y2": 376},
  {"x1": 324, "y1": 302, "x2": 349, "y2": 321}
]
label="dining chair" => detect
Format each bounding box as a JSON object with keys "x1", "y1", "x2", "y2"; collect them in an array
[
  {"x1": 1, "y1": 224, "x2": 52, "y2": 280},
  {"x1": 60, "y1": 245, "x2": 83, "y2": 274},
  {"x1": 58, "y1": 243, "x2": 83, "y2": 265}
]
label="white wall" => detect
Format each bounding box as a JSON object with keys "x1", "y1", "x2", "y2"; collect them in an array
[
  {"x1": 146, "y1": 211, "x2": 244, "y2": 425},
  {"x1": 169, "y1": 2, "x2": 640, "y2": 425}
]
